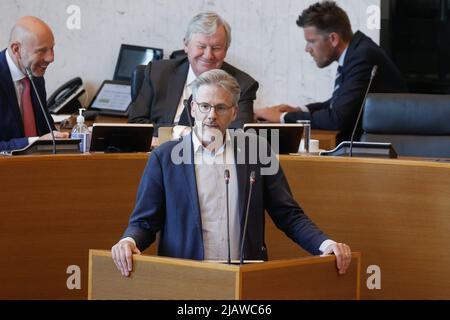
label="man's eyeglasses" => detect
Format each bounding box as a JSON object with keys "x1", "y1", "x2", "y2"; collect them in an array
[{"x1": 194, "y1": 101, "x2": 235, "y2": 115}]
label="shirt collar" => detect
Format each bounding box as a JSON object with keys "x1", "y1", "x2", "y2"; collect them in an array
[
  {"x1": 337, "y1": 47, "x2": 348, "y2": 67},
  {"x1": 6, "y1": 49, "x2": 26, "y2": 82},
  {"x1": 192, "y1": 129, "x2": 232, "y2": 156}
]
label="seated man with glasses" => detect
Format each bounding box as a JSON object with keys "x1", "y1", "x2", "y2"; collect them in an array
[{"x1": 112, "y1": 69, "x2": 352, "y2": 277}]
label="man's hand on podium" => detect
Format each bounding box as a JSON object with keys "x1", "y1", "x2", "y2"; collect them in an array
[
  {"x1": 322, "y1": 242, "x2": 352, "y2": 275},
  {"x1": 111, "y1": 238, "x2": 141, "y2": 277}
]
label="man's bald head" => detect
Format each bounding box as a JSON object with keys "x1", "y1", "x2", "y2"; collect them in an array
[
  {"x1": 8, "y1": 16, "x2": 55, "y2": 77},
  {"x1": 9, "y1": 16, "x2": 53, "y2": 44}
]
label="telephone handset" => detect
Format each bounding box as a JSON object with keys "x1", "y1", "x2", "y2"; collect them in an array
[{"x1": 47, "y1": 77, "x2": 85, "y2": 114}]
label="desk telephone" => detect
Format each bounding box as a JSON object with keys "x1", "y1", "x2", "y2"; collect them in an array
[{"x1": 47, "y1": 77, "x2": 85, "y2": 114}]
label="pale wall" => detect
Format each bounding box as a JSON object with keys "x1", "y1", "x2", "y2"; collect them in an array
[{"x1": 0, "y1": 0, "x2": 380, "y2": 109}]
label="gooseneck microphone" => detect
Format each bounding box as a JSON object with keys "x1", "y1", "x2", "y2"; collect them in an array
[
  {"x1": 183, "y1": 97, "x2": 194, "y2": 135},
  {"x1": 240, "y1": 171, "x2": 256, "y2": 265},
  {"x1": 182, "y1": 97, "x2": 197, "y2": 151},
  {"x1": 25, "y1": 66, "x2": 56, "y2": 154},
  {"x1": 224, "y1": 169, "x2": 231, "y2": 265},
  {"x1": 349, "y1": 65, "x2": 378, "y2": 157}
]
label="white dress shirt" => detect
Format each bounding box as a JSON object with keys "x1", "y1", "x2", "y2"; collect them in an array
[
  {"x1": 192, "y1": 130, "x2": 240, "y2": 260},
  {"x1": 5, "y1": 49, "x2": 26, "y2": 115},
  {"x1": 171, "y1": 65, "x2": 197, "y2": 139},
  {"x1": 173, "y1": 65, "x2": 197, "y2": 124}
]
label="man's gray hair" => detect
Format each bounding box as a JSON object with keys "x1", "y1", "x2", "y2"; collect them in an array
[
  {"x1": 184, "y1": 12, "x2": 231, "y2": 48},
  {"x1": 191, "y1": 69, "x2": 241, "y2": 106}
]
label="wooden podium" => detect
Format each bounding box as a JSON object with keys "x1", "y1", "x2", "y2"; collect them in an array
[{"x1": 89, "y1": 250, "x2": 360, "y2": 300}]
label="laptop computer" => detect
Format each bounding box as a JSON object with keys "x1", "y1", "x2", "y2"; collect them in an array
[
  {"x1": 243, "y1": 123, "x2": 305, "y2": 154},
  {"x1": 90, "y1": 123, "x2": 153, "y2": 153}
]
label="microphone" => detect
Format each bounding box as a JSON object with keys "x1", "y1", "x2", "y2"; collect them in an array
[
  {"x1": 349, "y1": 65, "x2": 378, "y2": 157},
  {"x1": 320, "y1": 65, "x2": 397, "y2": 158},
  {"x1": 181, "y1": 97, "x2": 195, "y2": 147},
  {"x1": 240, "y1": 171, "x2": 256, "y2": 265},
  {"x1": 183, "y1": 97, "x2": 194, "y2": 130},
  {"x1": 25, "y1": 66, "x2": 56, "y2": 154},
  {"x1": 224, "y1": 169, "x2": 231, "y2": 264}
]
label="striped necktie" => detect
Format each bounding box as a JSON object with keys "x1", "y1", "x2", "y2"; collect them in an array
[{"x1": 330, "y1": 65, "x2": 344, "y2": 109}]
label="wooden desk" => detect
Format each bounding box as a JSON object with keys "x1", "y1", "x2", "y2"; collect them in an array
[
  {"x1": 58, "y1": 114, "x2": 127, "y2": 129},
  {"x1": 269, "y1": 155, "x2": 450, "y2": 299},
  {"x1": 94, "y1": 115, "x2": 128, "y2": 124},
  {"x1": 0, "y1": 153, "x2": 147, "y2": 299},
  {"x1": 1, "y1": 154, "x2": 449, "y2": 299}
]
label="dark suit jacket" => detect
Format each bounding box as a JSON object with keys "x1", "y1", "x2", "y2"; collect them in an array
[
  {"x1": 284, "y1": 31, "x2": 408, "y2": 141},
  {"x1": 128, "y1": 56, "x2": 259, "y2": 135},
  {"x1": 123, "y1": 131, "x2": 328, "y2": 260},
  {"x1": 0, "y1": 49, "x2": 55, "y2": 151}
]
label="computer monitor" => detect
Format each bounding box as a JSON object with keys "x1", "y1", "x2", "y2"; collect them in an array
[
  {"x1": 243, "y1": 123, "x2": 305, "y2": 154},
  {"x1": 90, "y1": 123, "x2": 154, "y2": 153},
  {"x1": 113, "y1": 44, "x2": 163, "y2": 82}
]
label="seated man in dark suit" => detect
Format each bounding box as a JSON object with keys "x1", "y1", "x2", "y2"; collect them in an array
[
  {"x1": 128, "y1": 12, "x2": 259, "y2": 146},
  {"x1": 255, "y1": 1, "x2": 408, "y2": 142},
  {"x1": 0, "y1": 16, "x2": 68, "y2": 151},
  {"x1": 112, "y1": 69, "x2": 351, "y2": 277}
]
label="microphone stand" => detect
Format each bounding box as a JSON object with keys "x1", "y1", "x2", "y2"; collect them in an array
[
  {"x1": 240, "y1": 171, "x2": 256, "y2": 265},
  {"x1": 349, "y1": 65, "x2": 378, "y2": 157},
  {"x1": 25, "y1": 67, "x2": 56, "y2": 154},
  {"x1": 224, "y1": 169, "x2": 231, "y2": 264}
]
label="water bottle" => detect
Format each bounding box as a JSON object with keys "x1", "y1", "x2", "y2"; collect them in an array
[{"x1": 71, "y1": 108, "x2": 91, "y2": 153}]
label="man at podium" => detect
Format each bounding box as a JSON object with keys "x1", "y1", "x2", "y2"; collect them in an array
[{"x1": 112, "y1": 69, "x2": 351, "y2": 277}]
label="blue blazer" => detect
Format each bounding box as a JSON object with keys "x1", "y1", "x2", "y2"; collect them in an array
[
  {"x1": 123, "y1": 132, "x2": 328, "y2": 260},
  {"x1": 0, "y1": 49, "x2": 55, "y2": 151},
  {"x1": 285, "y1": 31, "x2": 408, "y2": 141}
]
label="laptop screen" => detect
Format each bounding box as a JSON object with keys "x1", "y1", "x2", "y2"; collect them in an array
[
  {"x1": 113, "y1": 44, "x2": 163, "y2": 82},
  {"x1": 243, "y1": 123, "x2": 305, "y2": 154},
  {"x1": 89, "y1": 80, "x2": 131, "y2": 115},
  {"x1": 90, "y1": 123, "x2": 153, "y2": 152}
]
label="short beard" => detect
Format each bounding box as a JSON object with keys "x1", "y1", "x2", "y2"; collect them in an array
[
  {"x1": 316, "y1": 57, "x2": 334, "y2": 69},
  {"x1": 194, "y1": 122, "x2": 225, "y2": 151}
]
